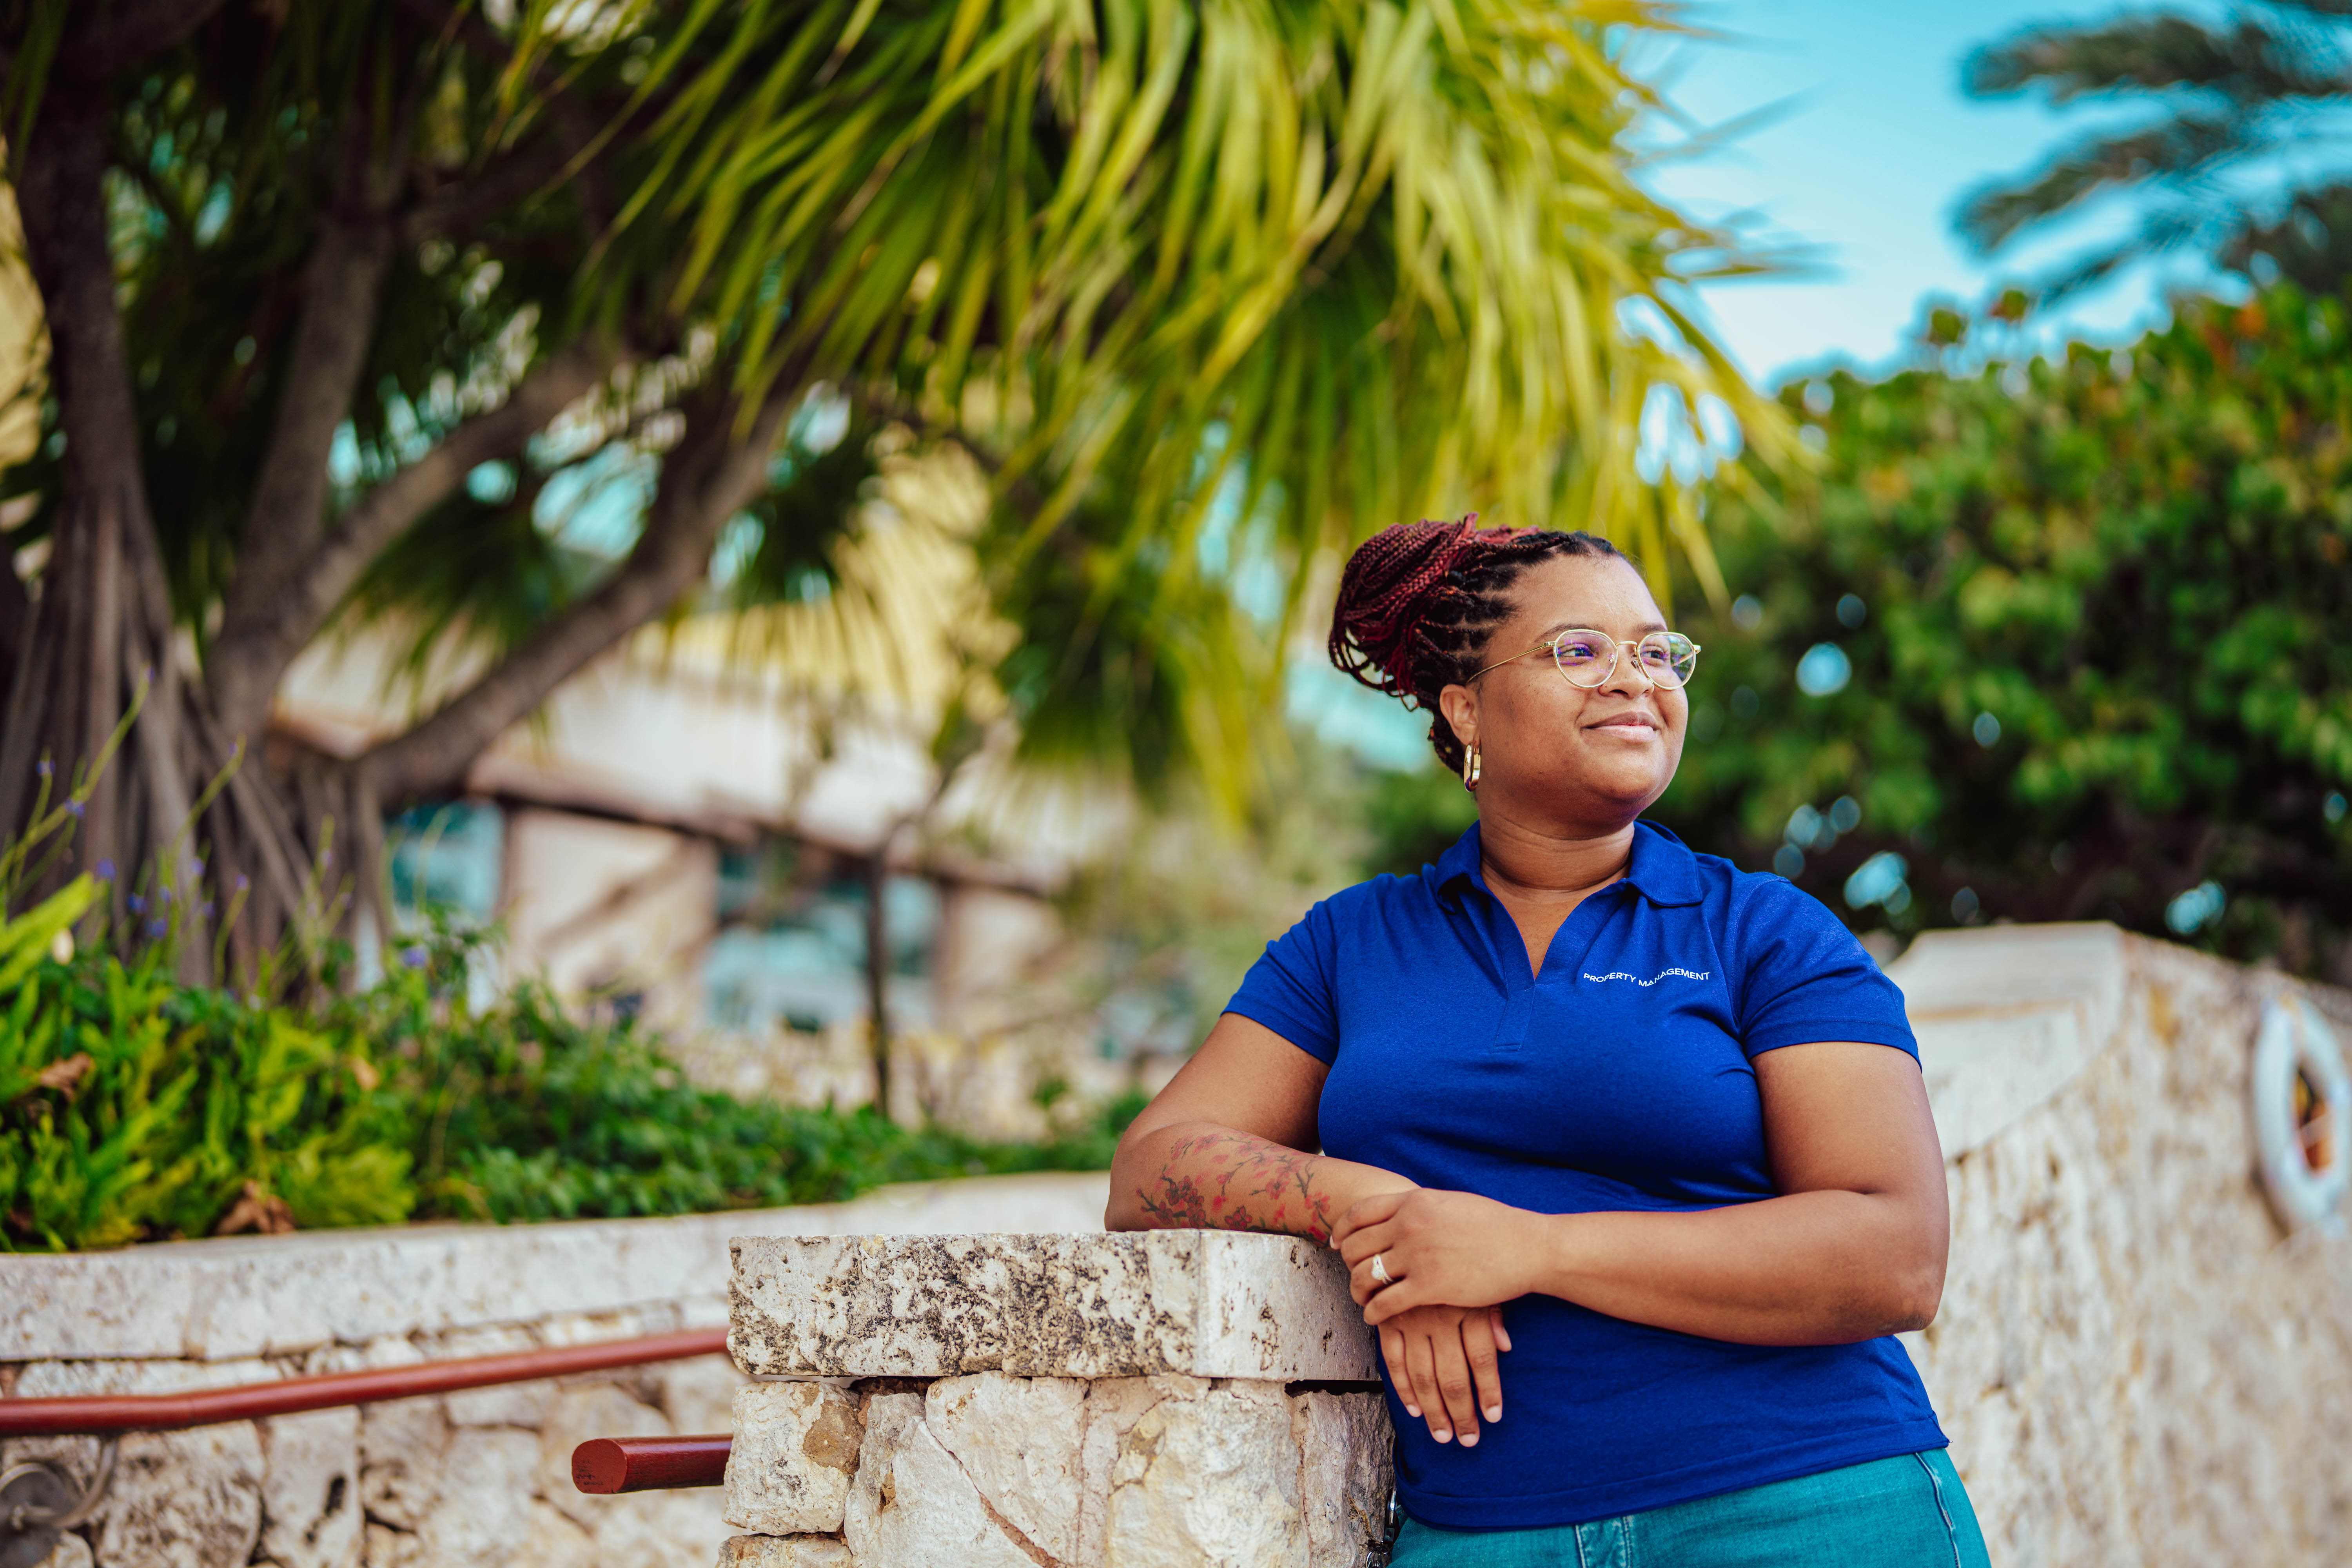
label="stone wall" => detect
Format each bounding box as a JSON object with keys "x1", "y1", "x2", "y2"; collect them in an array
[
  {"x1": 717, "y1": 1233, "x2": 1391, "y2": 1568},
  {"x1": 14, "y1": 925, "x2": 2352, "y2": 1568},
  {"x1": 1890, "y1": 926, "x2": 2352, "y2": 1568},
  {"x1": 0, "y1": 1176, "x2": 1110, "y2": 1568}
]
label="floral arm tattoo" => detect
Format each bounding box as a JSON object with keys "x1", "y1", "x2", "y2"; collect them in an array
[{"x1": 1133, "y1": 1129, "x2": 1338, "y2": 1243}]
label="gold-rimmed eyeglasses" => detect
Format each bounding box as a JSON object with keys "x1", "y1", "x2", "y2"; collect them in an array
[{"x1": 1469, "y1": 628, "x2": 1702, "y2": 690}]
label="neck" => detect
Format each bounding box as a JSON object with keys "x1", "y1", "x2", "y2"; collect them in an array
[{"x1": 1475, "y1": 803, "x2": 1639, "y2": 903}]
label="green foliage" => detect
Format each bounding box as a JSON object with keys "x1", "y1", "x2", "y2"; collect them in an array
[
  {"x1": 349, "y1": 925, "x2": 1133, "y2": 1224},
  {"x1": 1657, "y1": 287, "x2": 2352, "y2": 975},
  {"x1": 2, "y1": 899, "x2": 1137, "y2": 1251},
  {"x1": 5, "y1": 0, "x2": 1782, "y2": 828},
  {"x1": 1, "y1": 878, "x2": 412, "y2": 1251}
]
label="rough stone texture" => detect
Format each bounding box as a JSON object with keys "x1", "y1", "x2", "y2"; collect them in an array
[
  {"x1": 1103, "y1": 1379, "x2": 1305, "y2": 1568},
  {"x1": 721, "y1": 1385, "x2": 862, "y2": 1535},
  {"x1": 255, "y1": 1408, "x2": 361, "y2": 1568},
  {"x1": 1887, "y1": 926, "x2": 2352, "y2": 1568},
  {"x1": 839, "y1": 1394, "x2": 1033, "y2": 1568},
  {"x1": 1071, "y1": 1377, "x2": 1207, "y2": 1567},
  {"x1": 730, "y1": 1231, "x2": 1374, "y2": 1380},
  {"x1": 655, "y1": 1358, "x2": 749, "y2": 1437},
  {"x1": 95, "y1": 1425, "x2": 266, "y2": 1568},
  {"x1": 0, "y1": 1173, "x2": 1102, "y2": 1568},
  {"x1": 1292, "y1": 1392, "x2": 1392, "y2": 1568},
  {"x1": 3, "y1": 1174, "x2": 1109, "y2": 1362},
  {"x1": 715, "y1": 1538, "x2": 853, "y2": 1568},
  {"x1": 365, "y1": 1426, "x2": 538, "y2": 1568},
  {"x1": 922, "y1": 1374, "x2": 1086, "y2": 1560},
  {"x1": 356, "y1": 1398, "x2": 450, "y2": 1534}
]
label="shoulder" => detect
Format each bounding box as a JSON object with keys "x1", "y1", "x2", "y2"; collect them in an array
[
  {"x1": 1282, "y1": 869, "x2": 1434, "y2": 942},
  {"x1": 1670, "y1": 848, "x2": 1913, "y2": 1055},
  {"x1": 1690, "y1": 851, "x2": 1852, "y2": 942}
]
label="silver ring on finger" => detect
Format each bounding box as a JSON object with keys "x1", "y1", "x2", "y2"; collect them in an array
[{"x1": 1371, "y1": 1252, "x2": 1392, "y2": 1287}]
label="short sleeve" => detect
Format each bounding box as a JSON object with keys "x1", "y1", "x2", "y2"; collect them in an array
[
  {"x1": 1730, "y1": 879, "x2": 1918, "y2": 1060},
  {"x1": 1223, "y1": 898, "x2": 1343, "y2": 1064}
]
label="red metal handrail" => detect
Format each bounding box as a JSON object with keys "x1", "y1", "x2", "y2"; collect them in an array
[
  {"x1": 572, "y1": 1435, "x2": 732, "y2": 1492},
  {"x1": 0, "y1": 1327, "x2": 729, "y2": 1437}
]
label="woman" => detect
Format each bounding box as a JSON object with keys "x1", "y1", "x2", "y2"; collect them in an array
[{"x1": 1107, "y1": 518, "x2": 1989, "y2": 1565}]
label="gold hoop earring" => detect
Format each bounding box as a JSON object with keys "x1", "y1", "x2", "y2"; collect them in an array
[{"x1": 1461, "y1": 742, "x2": 1481, "y2": 790}]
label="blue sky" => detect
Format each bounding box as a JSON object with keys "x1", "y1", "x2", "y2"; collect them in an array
[{"x1": 1634, "y1": 0, "x2": 2238, "y2": 386}]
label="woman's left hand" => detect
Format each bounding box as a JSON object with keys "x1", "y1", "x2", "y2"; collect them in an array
[{"x1": 1332, "y1": 1188, "x2": 1549, "y2": 1323}]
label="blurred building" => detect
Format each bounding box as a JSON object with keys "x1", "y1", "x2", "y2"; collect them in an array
[{"x1": 271, "y1": 448, "x2": 1134, "y2": 1136}]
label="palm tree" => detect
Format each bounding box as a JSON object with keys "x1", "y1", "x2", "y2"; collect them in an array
[
  {"x1": 0, "y1": 0, "x2": 1780, "y2": 976},
  {"x1": 1959, "y1": 1, "x2": 2352, "y2": 296}
]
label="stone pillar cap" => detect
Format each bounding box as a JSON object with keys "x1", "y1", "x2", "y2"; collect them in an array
[{"x1": 730, "y1": 1231, "x2": 1377, "y2": 1382}]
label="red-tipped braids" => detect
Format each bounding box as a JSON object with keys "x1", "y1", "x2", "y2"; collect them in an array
[{"x1": 1328, "y1": 514, "x2": 1624, "y2": 771}]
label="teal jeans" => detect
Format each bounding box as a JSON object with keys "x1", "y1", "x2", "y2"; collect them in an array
[{"x1": 1392, "y1": 1450, "x2": 1991, "y2": 1568}]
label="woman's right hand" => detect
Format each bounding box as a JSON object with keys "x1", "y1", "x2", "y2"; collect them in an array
[{"x1": 1376, "y1": 1302, "x2": 1512, "y2": 1448}]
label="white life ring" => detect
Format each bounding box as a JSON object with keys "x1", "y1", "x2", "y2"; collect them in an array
[{"x1": 2251, "y1": 997, "x2": 2352, "y2": 1236}]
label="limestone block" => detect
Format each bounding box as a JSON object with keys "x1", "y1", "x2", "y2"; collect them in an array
[
  {"x1": 534, "y1": 1385, "x2": 672, "y2": 1530},
  {"x1": 1073, "y1": 1377, "x2": 1209, "y2": 1568},
  {"x1": 584, "y1": 1490, "x2": 735, "y2": 1568},
  {"x1": 2, "y1": 1172, "x2": 1106, "y2": 1363},
  {"x1": 720, "y1": 1385, "x2": 861, "y2": 1535},
  {"x1": 923, "y1": 1373, "x2": 1087, "y2": 1560},
  {"x1": 373, "y1": 1428, "x2": 537, "y2": 1568},
  {"x1": 840, "y1": 1394, "x2": 1033, "y2": 1568},
  {"x1": 257, "y1": 1406, "x2": 362, "y2": 1568},
  {"x1": 358, "y1": 1398, "x2": 451, "y2": 1532},
  {"x1": 715, "y1": 1537, "x2": 853, "y2": 1568},
  {"x1": 94, "y1": 1425, "x2": 265, "y2": 1568},
  {"x1": 504, "y1": 1502, "x2": 593, "y2": 1568},
  {"x1": 1294, "y1": 1391, "x2": 1392, "y2": 1568},
  {"x1": 1105, "y1": 1381, "x2": 1306, "y2": 1568},
  {"x1": 655, "y1": 1356, "x2": 748, "y2": 1436},
  {"x1": 731, "y1": 1231, "x2": 1374, "y2": 1380}
]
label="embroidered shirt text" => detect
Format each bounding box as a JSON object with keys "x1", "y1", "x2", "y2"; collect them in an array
[{"x1": 1583, "y1": 966, "x2": 1713, "y2": 987}]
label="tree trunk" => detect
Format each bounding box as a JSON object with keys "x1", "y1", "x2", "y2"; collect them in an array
[
  {"x1": 864, "y1": 846, "x2": 892, "y2": 1118},
  {"x1": 0, "y1": 80, "x2": 322, "y2": 986}
]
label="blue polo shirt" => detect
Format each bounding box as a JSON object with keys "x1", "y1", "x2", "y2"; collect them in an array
[{"x1": 1225, "y1": 820, "x2": 1946, "y2": 1530}]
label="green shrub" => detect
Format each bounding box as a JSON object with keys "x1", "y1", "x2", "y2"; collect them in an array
[
  {"x1": 354, "y1": 924, "x2": 1136, "y2": 1223},
  {"x1": 2, "y1": 897, "x2": 1137, "y2": 1251},
  {"x1": 0, "y1": 877, "x2": 412, "y2": 1251}
]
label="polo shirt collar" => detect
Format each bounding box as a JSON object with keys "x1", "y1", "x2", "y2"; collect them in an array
[{"x1": 1432, "y1": 818, "x2": 1704, "y2": 908}]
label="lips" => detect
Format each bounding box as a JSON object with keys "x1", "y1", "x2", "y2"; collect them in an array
[{"x1": 1588, "y1": 713, "x2": 1660, "y2": 737}]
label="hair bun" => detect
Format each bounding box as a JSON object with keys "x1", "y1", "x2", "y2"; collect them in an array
[{"x1": 1328, "y1": 515, "x2": 1491, "y2": 699}]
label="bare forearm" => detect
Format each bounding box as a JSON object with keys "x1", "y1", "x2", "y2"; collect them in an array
[
  {"x1": 1107, "y1": 1120, "x2": 1415, "y2": 1243},
  {"x1": 1532, "y1": 1191, "x2": 1944, "y2": 1346}
]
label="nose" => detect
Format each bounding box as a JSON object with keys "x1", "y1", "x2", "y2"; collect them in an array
[{"x1": 1596, "y1": 640, "x2": 1657, "y2": 695}]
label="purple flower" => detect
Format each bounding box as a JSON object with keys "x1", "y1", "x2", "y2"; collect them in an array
[
  {"x1": 186, "y1": 858, "x2": 204, "y2": 878},
  {"x1": 147, "y1": 918, "x2": 167, "y2": 938},
  {"x1": 156, "y1": 888, "x2": 172, "y2": 906},
  {"x1": 96, "y1": 858, "x2": 116, "y2": 882},
  {"x1": 65, "y1": 800, "x2": 82, "y2": 818},
  {"x1": 200, "y1": 902, "x2": 215, "y2": 918},
  {"x1": 320, "y1": 849, "x2": 334, "y2": 868},
  {"x1": 127, "y1": 895, "x2": 145, "y2": 913},
  {"x1": 400, "y1": 946, "x2": 429, "y2": 969},
  {"x1": 36, "y1": 759, "x2": 51, "y2": 777},
  {"x1": 234, "y1": 875, "x2": 250, "y2": 892}
]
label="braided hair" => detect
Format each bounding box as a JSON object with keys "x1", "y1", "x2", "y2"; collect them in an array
[{"x1": 1328, "y1": 514, "x2": 1625, "y2": 772}]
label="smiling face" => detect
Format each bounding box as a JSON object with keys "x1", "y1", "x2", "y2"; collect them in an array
[{"x1": 1434, "y1": 552, "x2": 1688, "y2": 829}]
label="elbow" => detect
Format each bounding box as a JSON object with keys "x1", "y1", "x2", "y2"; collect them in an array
[
  {"x1": 1103, "y1": 1122, "x2": 1154, "y2": 1232},
  {"x1": 1879, "y1": 1254, "x2": 1946, "y2": 1336}
]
